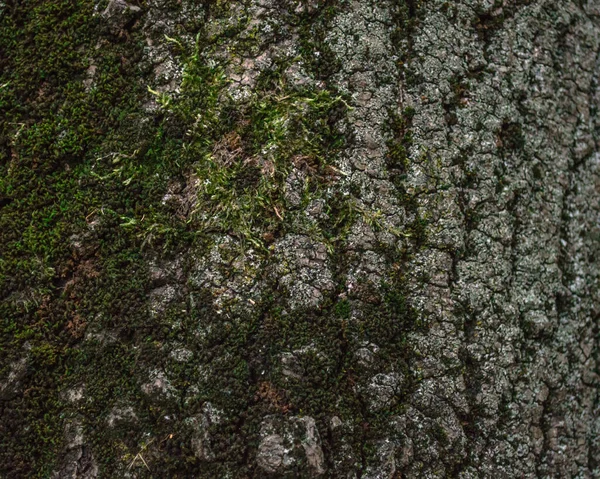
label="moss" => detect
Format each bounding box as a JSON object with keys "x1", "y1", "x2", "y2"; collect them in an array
[
  {"x1": 498, "y1": 120, "x2": 525, "y2": 152},
  {"x1": 0, "y1": 0, "x2": 197, "y2": 474},
  {"x1": 390, "y1": 0, "x2": 423, "y2": 86},
  {"x1": 386, "y1": 106, "x2": 415, "y2": 180},
  {"x1": 471, "y1": 6, "x2": 506, "y2": 42},
  {"x1": 149, "y1": 36, "x2": 349, "y2": 249},
  {"x1": 334, "y1": 299, "x2": 351, "y2": 319},
  {"x1": 0, "y1": 0, "x2": 424, "y2": 476}
]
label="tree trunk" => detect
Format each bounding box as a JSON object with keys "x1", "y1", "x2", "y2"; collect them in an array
[{"x1": 1, "y1": 0, "x2": 598, "y2": 477}]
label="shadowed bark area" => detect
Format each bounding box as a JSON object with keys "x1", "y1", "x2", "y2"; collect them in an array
[{"x1": 0, "y1": 0, "x2": 598, "y2": 477}]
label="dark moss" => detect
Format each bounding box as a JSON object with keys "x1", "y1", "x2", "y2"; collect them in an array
[
  {"x1": 386, "y1": 106, "x2": 415, "y2": 181},
  {"x1": 0, "y1": 0, "x2": 425, "y2": 476},
  {"x1": 498, "y1": 120, "x2": 525, "y2": 152}
]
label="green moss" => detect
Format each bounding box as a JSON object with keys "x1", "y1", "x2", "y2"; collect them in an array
[
  {"x1": 149, "y1": 36, "x2": 349, "y2": 249},
  {"x1": 0, "y1": 0, "x2": 193, "y2": 474},
  {"x1": 334, "y1": 299, "x2": 351, "y2": 319},
  {"x1": 386, "y1": 106, "x2": 415, "y2": 179},
  {"x1": 0, "y1": 0, "x2": 424, "y2": 476}
]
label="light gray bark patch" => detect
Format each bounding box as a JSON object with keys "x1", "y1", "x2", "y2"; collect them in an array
[
  {"x1": 101, "y1": 0, "x2": 142, "y2": 35},
  {"x1": 400, "y1": 1, "x2": 600, "y2": 476},
  {"x1": 272, "y1": 234, "x2": 335, "y2": 310},
  {"x1": 256, "y1": 415, "x2": 326, "y2": 475},
  {"x1": 53, "y1": 421, "x2": 98, "y2": 479}
]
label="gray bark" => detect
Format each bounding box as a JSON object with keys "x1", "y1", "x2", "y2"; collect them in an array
[{"x1": 0, "y1": 0, "x2": 599, "y2": 477}]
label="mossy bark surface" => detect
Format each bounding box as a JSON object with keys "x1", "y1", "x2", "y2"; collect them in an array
[{"x1": 1, "y1": 0, "x2": 599, "y2": 477}]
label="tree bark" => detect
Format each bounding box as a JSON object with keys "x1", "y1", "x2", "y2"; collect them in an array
[{"x1": 0, "y1": 0, "x2": 598, "y2": 477}]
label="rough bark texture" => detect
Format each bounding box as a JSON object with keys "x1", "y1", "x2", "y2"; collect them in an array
[{"x1": 0, "y1": 0, "x2": 599, "y2": 477}]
